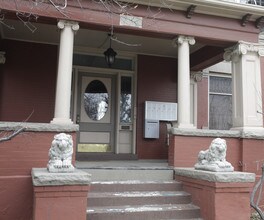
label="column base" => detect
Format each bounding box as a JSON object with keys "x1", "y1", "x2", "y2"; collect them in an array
[{"x1": 50, "y1": 117, "x2": 73, "y2": 125}]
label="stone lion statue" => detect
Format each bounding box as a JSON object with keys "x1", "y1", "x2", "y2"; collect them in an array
[
  {"x1": 194, "y1": 138, "x2": 234, "y2": 172},
  {"x1": 47, "y1": 133, "x2": 74, "y2": 173}
]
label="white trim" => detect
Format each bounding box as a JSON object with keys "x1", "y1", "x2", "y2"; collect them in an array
[
  {"x1": 116, "y1": 73, "x2": 121, "y2": 154},
  {"x1": 190, "y1": 79, "x2": 198, "y2": 127}
]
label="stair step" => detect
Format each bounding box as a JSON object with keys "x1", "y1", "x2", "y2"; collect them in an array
[
  {"x1": 82, "y1": 169, "x2": 174, "y2": 181},
  {"x1": 88, "y1": 191, "x2": 191, "y2": 206},
  {"x1": 90, "y1": 180, "x2": 182, "y2": 192},
  {"x1": 87, "y1": 203, "x2": 201, "y2": 220}
]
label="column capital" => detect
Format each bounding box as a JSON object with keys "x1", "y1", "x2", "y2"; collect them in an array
[
  {"x1": 172, "y1": 35, "x2": 195, "y2": 47},
  {"x1": 224, "y1": 41, "x2": 264, "y2": 61},
  {"x1": 57, "y1": 20, "x2": 79, "y2": 32}
]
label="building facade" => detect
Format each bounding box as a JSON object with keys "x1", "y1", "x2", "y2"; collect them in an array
[{"x1": 0, "y1": 0, "x2": 264, "y2": 219}]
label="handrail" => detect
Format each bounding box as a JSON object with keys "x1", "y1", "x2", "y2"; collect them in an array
[{"x1": 250, "y1": 164, "x2": 264, "y2": 219}]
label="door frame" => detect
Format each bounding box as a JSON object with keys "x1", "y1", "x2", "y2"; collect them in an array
[{"x1": 71, "y1": 65, "x2": 137, "y2": 157}]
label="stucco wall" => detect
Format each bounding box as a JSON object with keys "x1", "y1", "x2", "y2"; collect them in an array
[{"x1": 0, "y1": 39, "x2": 57, "y2": 123}]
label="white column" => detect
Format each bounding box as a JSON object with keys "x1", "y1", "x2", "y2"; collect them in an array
[
  {"x1": 224, "y1": 41, "x2": 264, "y2": 131},
  {"x1": 173, "y1": 35, "x2": 196, "y2": 129},
  {"x1": 51, "y1": 20, "x2": 79, "y2": 125}
]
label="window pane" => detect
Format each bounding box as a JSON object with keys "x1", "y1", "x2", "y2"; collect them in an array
[
  {"x1": 209, "y1": 76, "x2": 232, "y2": 94},
  {"x1": 73, "y1": 54, "x2": 133, "y2": 71},
  {"x1": 209, "y1": 94, "x2": 232, "y2": 130},
  {"x1": 84, "y1": 80, "x2": 108, "y2": 121},
  {"x1": 120, "y1": 76, "x2": 132, "y2": 123}
]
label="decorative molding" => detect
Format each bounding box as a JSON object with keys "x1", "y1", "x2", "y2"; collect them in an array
[
  {"x1": 255, "y1": 16, "x2": 264, "y2": 29},
  {"x1": 191, "y1": 71, "x2": 203, "y2": 82},
  {"x1": 57, "y1": 20, "x2": 79, "y2": 32},
  {"x1": 172, "y1": 35, "x2": 195, "y2": 47},
  {"x1": 241, "y1": 13, "x2": 252, "y2": 27},
  {"x1": 224, "y1": 41, "x2": 264, "y2": 61},
  {"x1": 0, "y1": 51, "x2": 6, "y2": 64},
  {"x1": 186, "y1": 5, "x2": 196, "y2": 19}
]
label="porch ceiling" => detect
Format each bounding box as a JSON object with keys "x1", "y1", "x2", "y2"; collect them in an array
[
  {"x1": 0, "y1": 18, "x2": 229, "y2": 70},
  {"x1": 0, "y1": 18, "x2": 205, "y2": 58}
]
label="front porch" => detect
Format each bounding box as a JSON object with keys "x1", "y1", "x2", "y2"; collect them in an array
[
  {"x1": 1, "y1": 0, "x2": 264, "y2": 219},
  {"x1": 1, "y1": 121, "x2": 263, "y2": 219}
]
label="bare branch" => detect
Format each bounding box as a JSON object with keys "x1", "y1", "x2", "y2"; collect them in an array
[
  {"x1": 16, "y1": 11, "x2": 38, "y2": 33},
  {"x1": 0, "y1": 10, "x2": 15, "y2": 30},
  {"x1": 0, "y1": 110, "x2": 34, "y2": 143},
  {"x1": 111, "y1": 35, "x2": 141, "y2": 47},
  {"x1": 0, "y1": 127, "x2": 26, "y2": 143}
]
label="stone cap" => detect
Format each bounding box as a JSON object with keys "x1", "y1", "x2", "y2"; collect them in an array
[
  {"x1": 170, "y1": 128, "x2": 264, "y2": 140},
  {"x1": 32, "y1": 168, "x2": 91, "y2": 186},
  {"x1": 174, "y1": 168, "x2": 255, "y2": 183},
  {"x1": 0, "y1": 122, "x2": 79, "y2": 132}
]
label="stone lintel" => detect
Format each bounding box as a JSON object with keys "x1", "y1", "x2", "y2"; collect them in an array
[
  {"x1": 32, "y1": 168, "x2": 91, "y2": 186},
  {"x1": 174, "y1": 168, "x2": 255, "y2": 183}
]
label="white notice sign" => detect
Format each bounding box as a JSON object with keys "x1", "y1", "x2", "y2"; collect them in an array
[{"x1": 120, "y1": 14, "x2": 143, "y2": 28}]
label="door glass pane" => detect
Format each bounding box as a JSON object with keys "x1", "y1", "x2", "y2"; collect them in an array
[
  {"x1": 84, "y1": 80, "x2": 109, "y2": 121},
  {"x1": 120, "y1": 76, "x2": 132, "y2": 123}
]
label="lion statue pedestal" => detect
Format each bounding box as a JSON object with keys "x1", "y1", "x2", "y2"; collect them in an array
[
  {"x1": 194, "y1": 138, "x2": 234, "y2": 172},
  {"x1": 47, "y1": 133, "x2": 75, "y2": 173}
]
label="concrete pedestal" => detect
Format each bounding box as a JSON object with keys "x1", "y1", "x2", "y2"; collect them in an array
[
  {"x1": 32, "y1": 168, "x2": 91, "y2": 220},
  {"x1": 175, "y1": 168, "x2": 255, "y2": 220}
]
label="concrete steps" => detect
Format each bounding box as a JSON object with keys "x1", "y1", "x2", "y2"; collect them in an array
[
  {"x1": 87, "y1": 180, "x2": 202, "y2": 220},
  {"x1": 87, "y1": 204, "x2": 201, "y2": 220},
  {"x1": 77, "y1": 160, "x2": 174, "y2": 181},
  {"x1": 81, "y1": 168, "x2": 174, "y2": 181}
]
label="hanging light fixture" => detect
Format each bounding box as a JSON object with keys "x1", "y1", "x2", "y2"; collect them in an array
[{"x1": 104, "y1": 33, "x2": 117, "y2": 67}]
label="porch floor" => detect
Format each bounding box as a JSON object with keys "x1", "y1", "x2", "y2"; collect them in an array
[{"x1": 75, "y1": 160, "x2": 172, "y2": 170}]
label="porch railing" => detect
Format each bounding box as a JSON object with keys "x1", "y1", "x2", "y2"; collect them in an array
[{"x1": 251, "y1": 165, "x2": 264, "y2": 219}]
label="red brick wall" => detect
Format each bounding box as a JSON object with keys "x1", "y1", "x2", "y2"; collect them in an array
[
  {"x1": 137, "y1": 54, "x2": 177, "y2": 159},
  {"x1": 168, "y1": 135, "x2": 264, "y2": 174},
  {"x1": 0, "y1": 39, "x2": 57, "y2": 123},
  {"x1": 0, "y1": 131, "x2": 76, "y2": 220}
]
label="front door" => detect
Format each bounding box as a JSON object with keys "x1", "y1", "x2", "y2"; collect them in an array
[{"x1": 77, "y1": 72, "x2": 116, "y2": 156}]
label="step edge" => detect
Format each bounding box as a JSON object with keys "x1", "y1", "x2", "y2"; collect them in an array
[
  {"x1": 88, "y1": 191, "x2": 190, "y2": 198},
  {"x1": 87, "y1": 203, "x2": 200, "y2": 213}
]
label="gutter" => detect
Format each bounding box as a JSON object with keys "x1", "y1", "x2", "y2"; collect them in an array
[{"x1": 124, "y1": 0, "x2": 264, "y2": 21}]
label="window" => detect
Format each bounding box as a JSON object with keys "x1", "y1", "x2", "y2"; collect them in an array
[
  {"x1": 120, "y1": 76, "x2": 132, "y2": 123},
  {"x1": 209, "y1": 75, "x2": 232, "y2": 130},
  {"x1": 84, "y1": 80, "x2": 109, "y2": 121}
]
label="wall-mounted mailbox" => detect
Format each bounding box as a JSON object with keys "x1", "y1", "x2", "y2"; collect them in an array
[
  {"x1": 144, "y1": 101, "x2": 177, "y2": 139},
  {"x1": 144, "y1": 119, "x2": 159, "y2": 139}
]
